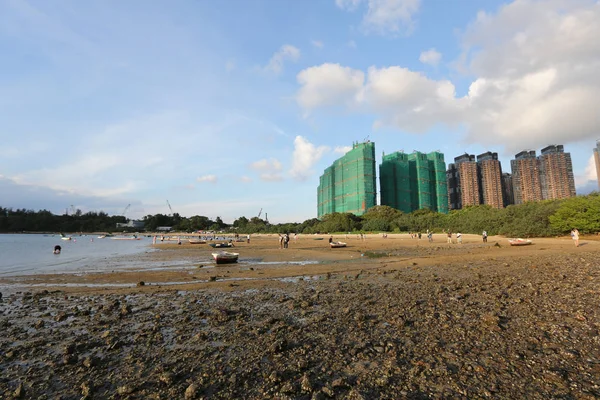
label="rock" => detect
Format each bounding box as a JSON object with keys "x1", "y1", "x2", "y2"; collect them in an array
[
  {"x1": 120, "y1": 304, "x2": 132, "y2": 315},
  {"x1": 117, "y1": 385, "x2": 134, "y2": 395},
  {"x1": 159, "y1": 372, "x2": 175, "y2": 385},
  {"x1": 137, "y1": 281, "x2": 145, "y2": 287},
  {"x1": 301, "y1": 374, "x2": 313, "y2": 393},
  {"x1": 184, "y1": 383, "x2": 198, "y2": 399},
  {"x1": 55, "y1": 312, "x2": 68, "y2": 322},
  {"x1": 14, "y1": 382, "x2": 24, "y2": 398},
  {"x1": 34, "y1": 319, "x2": 44, "y2": 329},
  {"x1": 81, "y1": 381, "x2": 93, "y2": 396},
  {"x1": 82, "y1": 356, "x2": 95, "y2": 368}
]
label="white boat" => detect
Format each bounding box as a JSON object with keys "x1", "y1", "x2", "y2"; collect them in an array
[
  {"x1": 188, "y1": 239, "x2": 207, "y2": 244},
  {"x1": 111, "y1": 237, "x2": 141, "y2": 240},
  {"x1": 508, "y1": 238, "x2": 532, "y2": 246},
  {"x1": 330, "y1": 241, "x2": 347, "y2": 248},
  {"x1": 61, "y1": 236, "x2": 72, "y2": 241},
  {"x1": 212, "y1": 251, "x2": 239, "y2": 264}
]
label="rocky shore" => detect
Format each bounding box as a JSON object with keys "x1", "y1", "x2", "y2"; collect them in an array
[{"x1": 1, "y1": 249, "x2": 599, "y2": 399}]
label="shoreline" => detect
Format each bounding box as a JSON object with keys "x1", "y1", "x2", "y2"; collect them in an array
[{"x1": 1, "y1": 233, "x2": 596, "y2": 295}]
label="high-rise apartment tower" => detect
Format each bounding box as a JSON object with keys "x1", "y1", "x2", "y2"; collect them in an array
[
  {"x1": 317, "y1": 141, "x2": 377, "y2": 218},
  {"x1": 477, "y1": 151, "x2": 505, "y2": 209},
  {"x1": 538, "y1": 145, "x2": 576, "y2": 200},
  {"x1": 511, "y1": 150, "x2": 543, "y2": 204},
  {"x1": 447, "y1": 154, "x2": 479, "y2": 210}
]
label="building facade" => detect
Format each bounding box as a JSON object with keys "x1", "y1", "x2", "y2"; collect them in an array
[
  {"x1": 511, "y1": 145, "x2": 576, "y2": 204},
  {"x1": 447, "y1": 154, "x2": 479, "y2": 210},
  {"x1": 379, "y1": 151, "x2": 448, "y2": 213},
  {"x1": 501, "y1": 173, "x2": 514, "y2": 207},
  {"x1": 477, "y1": 151, "x2": 505, "y2": 209},
  {"x1": 538, "y1": 145, "x2": 576, "y2": 200},
  {"x1": 317, "y1": 141, "x2": 377, "y2": 218},
  {"x1": 511, "y1": 150, "x2": 543, "y2": 204}
]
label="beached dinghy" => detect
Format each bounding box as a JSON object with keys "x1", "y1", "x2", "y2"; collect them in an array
[
  {"x1": 212, "y1": 251, "x2": 239, "y2": 264},
  {"x1": 508, "y1": 238, "x2": 532, "y2": 246},
  {"x1": 188, "y1": 239, "x2": 206, "y2": 244},
  {"x1": 209, "y1": 242, "x2": 233, "y2": 248},
  {"x1": 330, "y1": 241, "x2": 347, "y2": 248}
]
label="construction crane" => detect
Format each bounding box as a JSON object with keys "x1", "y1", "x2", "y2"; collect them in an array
[
  {"x1": 257, "y1": 208, "x2": 262, "y2": 218},
  {"x1": 122, "y1": 204, "x2": 131, "y2": 218},
  {"x1": 166, "y1": 200, "x2": 174, "y2": 216}
]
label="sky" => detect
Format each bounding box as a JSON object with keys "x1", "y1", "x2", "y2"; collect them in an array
[{"x1": 1, "y1": 0, "x2": 599, "y2": 224}]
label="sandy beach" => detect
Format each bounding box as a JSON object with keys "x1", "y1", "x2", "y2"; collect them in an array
[{"x1": 1, "y1": 233, "x2": 600, "y2": 398}]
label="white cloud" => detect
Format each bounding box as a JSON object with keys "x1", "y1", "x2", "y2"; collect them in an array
[
  {"x1": 334, "y1": 145, "x2": 352, "y2": 154},
  {"x1": 298, "y1": 1, "x2": 600, "y2": 152},
  {"x1": 250, "y1": 158, "x2": 282, "y2": 172},
  {"x1": 196, "y1": 175, "x2": 217, "y2": 183},
  {"x1": 362, "y1": 0, "x2": 421, "y2": 36},
  {"x1": 419, "y1": 48, "x2": 441, "y2": 66},
  {"x1": 290, "y1": 136, "x2": 330, "y2": 180},
  {"x1": 311, "y1": 40, "x2": 324, "y2": 49},
  {"x1": 336, "y1": 0, "x2": 421, "y2": 36},
  {"x1": 239, "y1": 176, "x2": 252, "y2": 183},
  {"x1": 296, "y1": 63, "x2": 365, "y2": 110},
  {"x1": 259, "y1": 173, "x2": 284, "y2": 182},
  {"x1": 264, "y1": 44, "x2": 301, "y2": 74},
  {"x1": 336, "y1": 0, "x2": 363, "y2": 10}
]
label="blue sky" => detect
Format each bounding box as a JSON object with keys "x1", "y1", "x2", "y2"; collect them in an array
[{"x1": 1, "y1": 0, "x2": 599, "y2": 223}]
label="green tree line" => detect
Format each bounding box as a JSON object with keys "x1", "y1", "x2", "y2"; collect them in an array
[{"x1": 2, "y1": 192, "x2": 599, "y2": 236}]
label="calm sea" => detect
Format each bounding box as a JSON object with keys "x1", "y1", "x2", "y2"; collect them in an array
[{"x1": 0, "y1": 234, "x2": 154, "y2": 277}]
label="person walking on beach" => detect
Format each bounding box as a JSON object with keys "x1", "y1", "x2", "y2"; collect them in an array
[
  {"x1": 571, "y1": 228, "x2": 580, "y2": 247},
  {"x1": 482, "y1": 230, "x2": 488, "y2": 243},
  {"x1": 284, "y1": 233, "x2": 290, "y2": 249},
  {"x1": 247, "y1": 234, "x2": 250, "y2": 244},
  {"x1": 457, "y1": 232, "x2": 462, "y2": 244},
  {"x1": 427, "y1": 231, "x2": 433, "y2": 242},
  {"x1": 279, "y1": 234, "x2": 284, "y2": 249},
  {"x1": 447, "y1": 231, "x2": 452, "y2": 244}
]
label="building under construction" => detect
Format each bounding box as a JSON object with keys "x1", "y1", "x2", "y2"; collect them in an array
[
  {"x1": 379, "y1": 150, "x2": 448, "y2": 213},
  {"x1": 317, "y1": 141, "x2": 377, "y2": 218}
]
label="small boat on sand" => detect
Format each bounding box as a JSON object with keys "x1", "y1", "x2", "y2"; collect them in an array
[
  {"x1": 209, "y1": 242, "x2": 233, "y2": 248},
  {"x1": 212, "y1": 251, "x2": 239, "y2": 264},
  {"x1": 189, "y1": 239, "x2": 207, "y2": 244},
  {"x1": 330, "y1": 241, "x2": 347, "y2": 248},
  {"x1": 508, "y1": 238, "x2": 532, "y2": 246}
]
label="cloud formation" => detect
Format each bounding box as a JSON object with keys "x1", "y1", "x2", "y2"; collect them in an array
[
  {"x1": 336, "y1": 0, "x2": 421, "y2": 36},
  {"x1": 311, "y1": 40, "x2": 324, "y2": 49},
  {"x1": 264, "y1": 44, "x2": 301, "y2": 74},
  {"x1": 334, "y1": 145, "x2": 352, "y2": 154},
  {"x1": 419, "y1": 48, "x2": 441, "y2": 66},
  {"x1": 196, "y1": 175, "x2": 217, "y2": 183},
  {"x1": 290, "y1": 136, "x2": 330, "y2": 180},
  {"x1": 300, "y1": 1, "x2": 600, "y2": 152},
  {"x1": 297, "y1": 63, "x2": 365, "y2": 110},
  {"x1": 250, "y1": 158, "x2": 284, "y2": 182}
]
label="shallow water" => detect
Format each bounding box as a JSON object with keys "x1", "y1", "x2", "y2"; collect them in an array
[{"x1": 0, "y1": 234, "x2": 155, "y2": 276}]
